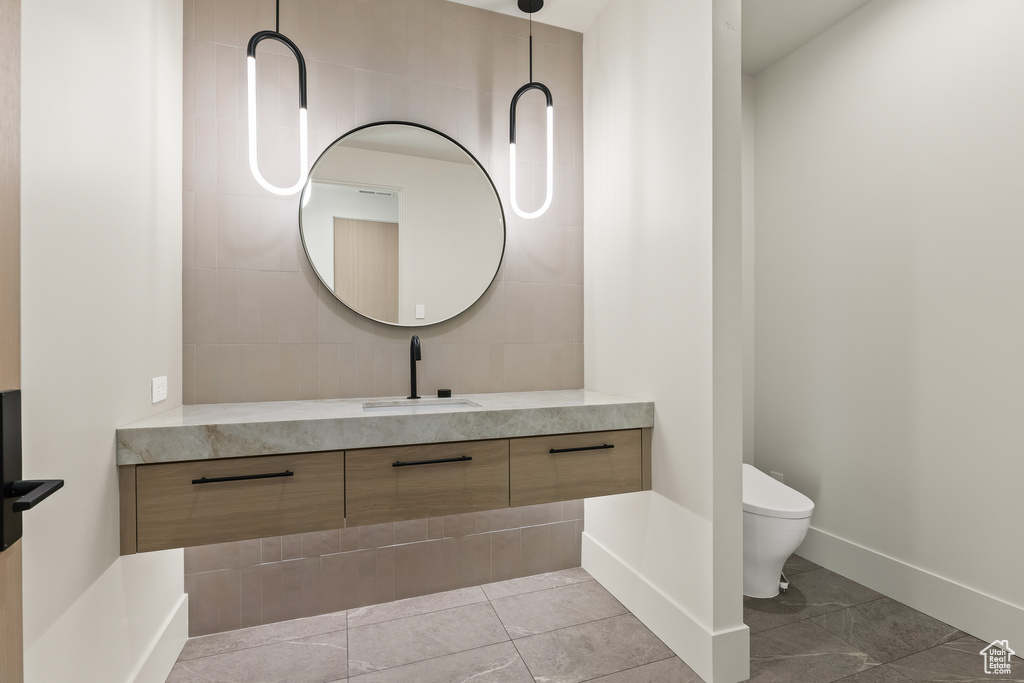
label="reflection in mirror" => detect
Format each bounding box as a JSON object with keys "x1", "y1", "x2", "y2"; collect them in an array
[{"x1": 300, "y1": 122, "x2": 505, "y2": 327}]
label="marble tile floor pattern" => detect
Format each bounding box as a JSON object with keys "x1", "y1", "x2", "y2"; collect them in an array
[
  {"x1": 745, "y1": 555, "x2": 1024, "y2": 683},
  {"x1": 166, "y1": 567, "x2": 698, "y2": 683},
  {"x1": 167, "y1": 559, "x2": 1024, "y2": 682}
]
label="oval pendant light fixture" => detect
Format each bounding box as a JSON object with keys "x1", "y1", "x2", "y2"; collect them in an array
[
  {"x1": 509, "y1": 0, "x2": 554, "y2": 220},
  {"x1": 246, "y1": 1, "x2": 308, "y2": 196}
]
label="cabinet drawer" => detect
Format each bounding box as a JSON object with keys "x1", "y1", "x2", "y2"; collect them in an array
[
  {"x1": 135, "y1": 452, "x2": 344, "y2": 552},
  {"x1": 510, "y1": 429, "x2": 641, "y2": 507},
  {"x1": 345, "y1": 440, "x2": 509, "y2": 526}
]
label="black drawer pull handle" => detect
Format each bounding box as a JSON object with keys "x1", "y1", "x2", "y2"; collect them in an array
[
  {"x1": 393, "y1": 455, "x2": 472, "y2": 468},
  {"x1": 549, "y1": 444, "x2": 615, "y2": 454},
  {"x1": 192, "y1": 470, "x2": 294, "y2": 485}
]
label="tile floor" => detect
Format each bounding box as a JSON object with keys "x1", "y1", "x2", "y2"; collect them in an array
[
  {"x1": 166, "y1": 567, "x2": 699, "y2": 683},
  {"x1": 745, "y1": 555, "x2": 1024, "y2": 683},
  {"x1": 167, "y1": 557, "x2": 1024, "y2": 682}
]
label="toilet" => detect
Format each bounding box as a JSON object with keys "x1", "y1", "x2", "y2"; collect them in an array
[{"x1": 742, "y1": 464, "x2": 815, "y2": 598}]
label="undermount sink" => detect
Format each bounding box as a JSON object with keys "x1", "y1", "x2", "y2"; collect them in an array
[{"x1": 361, "y1": 398, "x2": 482, "y2": 414}]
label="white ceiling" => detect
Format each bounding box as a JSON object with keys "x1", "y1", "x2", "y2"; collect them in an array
[
  {"x1": 450, "y1": 0, "x2": 874, "y2": 76},
  {"x1": 446, "y1": 0, "x2": 611, "y2": 34},
  {"x1": 743, "y1": 0, "x2": 874, "y2": 75},
  {"x1": 336, "y1": 125, "x2": 473, "y2": 166}
]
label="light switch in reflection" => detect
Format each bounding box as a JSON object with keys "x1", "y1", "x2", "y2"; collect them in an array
[{"x1": 415, "y1": 304, "x2": 425, "y2": 319}]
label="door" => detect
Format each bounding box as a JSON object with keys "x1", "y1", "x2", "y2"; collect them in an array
[
  {"x1": 334, "y1": 218, "x2": 400, "y2": 322},
  {"x1": 0, "y1": 0, "x2": 22, "y2": 678}
]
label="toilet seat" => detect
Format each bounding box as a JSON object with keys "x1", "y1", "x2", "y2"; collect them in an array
[{"x1": 742, "y1": 464, "x2": 814, "y2": 519}]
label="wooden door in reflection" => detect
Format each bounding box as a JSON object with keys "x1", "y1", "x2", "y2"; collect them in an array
[{"x1": 334, "y1": 218, "x2": 400, "y2": 323}]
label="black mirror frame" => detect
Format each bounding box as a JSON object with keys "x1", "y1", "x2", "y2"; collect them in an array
[{"x1": 298, "y1": 121, "x2": 506, "y2": 328}]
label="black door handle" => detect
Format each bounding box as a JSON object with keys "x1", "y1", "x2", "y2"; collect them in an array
[
  {"x1": 9, "y1": 479, "x2": 65, "y2": 512},
  {"x1": 3, "y1": 390, "x2": 66, "y2": 551}
]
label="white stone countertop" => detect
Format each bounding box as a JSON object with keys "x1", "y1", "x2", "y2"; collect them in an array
[{"x1": 116, "y1": 390, "x2": 655, "y2": 465}]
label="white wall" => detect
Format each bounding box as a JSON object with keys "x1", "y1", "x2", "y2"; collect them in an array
[
  {"x1": 583, "y1": 0, "x2": 748, "y2": 681},
  {"x1": 21, "y1": 0, "x2": 186, "y2": 680},
  {"x1": 309, "y1": 146, "x2": 503, "y2": 325},
  {"x1": 741, "y1": 75, "x2": 756, "y2": 465},
  {"x1": 754, "y1": 0, "x2": 1024, "y2": 647}
]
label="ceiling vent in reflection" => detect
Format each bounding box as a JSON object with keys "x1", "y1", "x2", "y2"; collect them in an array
[
  {"x1": 509, "y1": 0, "x2": 554, "y2": 220},
  {"x1": 246, "y1": 0, "x2": 308, "y2": 196}
]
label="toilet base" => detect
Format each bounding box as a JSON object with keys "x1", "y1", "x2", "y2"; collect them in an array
[
  {"x1": 743, "y1": 511, "x2": 810, "y2": 599},
  {"x1": 744, "y1": 567, "x2": 786, "y2": 599}
]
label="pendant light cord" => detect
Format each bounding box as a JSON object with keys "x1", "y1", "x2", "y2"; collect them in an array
[
  {"x1": 528, "y1": 10, "x2": 536, "y2": 81},
  {"x1": 276, "y1": 0, "x2": 280, "y2": 32}
]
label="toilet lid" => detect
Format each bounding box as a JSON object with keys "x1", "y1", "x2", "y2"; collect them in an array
[{"x1": 742, "y1": 464, "x2": 814, "y2": 519}]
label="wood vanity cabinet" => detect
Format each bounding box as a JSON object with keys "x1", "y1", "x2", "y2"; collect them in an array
[
  {"x1": 119, "y1": 429, "x2": 649, "y2": 554},
  {"x1": 345, "y1": 439, "x2": 509, "y2": 526},
  {"x1": 131, "y1": 452, "x2": 345, "y2": 553},
  {"x1": 509, "y1": 429, "x2": 643, "y2": 507}
]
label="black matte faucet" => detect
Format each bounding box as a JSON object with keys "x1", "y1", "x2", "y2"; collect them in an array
[{"x1": 408, "y1": 335, "x2": 422, "y2": 399}]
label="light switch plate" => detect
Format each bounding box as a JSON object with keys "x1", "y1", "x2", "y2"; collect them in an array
[
  {"x1": 152, "y1": 376, "x2": 168, "y2": 403},
  {"x1": 415, "y1": 304, "x2": 425, "y2": 319}
]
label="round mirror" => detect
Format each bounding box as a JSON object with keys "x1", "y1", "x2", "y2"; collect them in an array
[{"x1": 299, "y1": 122, "x2": 505, "y2": 326}]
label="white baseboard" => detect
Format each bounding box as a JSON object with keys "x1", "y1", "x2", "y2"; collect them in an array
[
  {"x1": 583, "y1": 533, "x2": 750, "y2": 683},
  {"x1": 130, "y1": 593, "x2": 188, "y2": 683},
  {"x1": 799, "y1": 527, "x2": 1024, "y2": 648}
]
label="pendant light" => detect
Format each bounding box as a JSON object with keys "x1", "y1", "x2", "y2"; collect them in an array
[
  {"x1": 246, "y1": 0, "x2": 308, "y2": 196},
  {"x1": 509, "y1": 0, "x2": 554, "y2": 220}
]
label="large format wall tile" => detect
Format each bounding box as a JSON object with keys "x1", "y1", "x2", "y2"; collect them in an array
[
  {"x1": 183, "y1": 0, "x2": 584, "y2": 404},
  {"x1": 185, "y1": 500, "x2": 584, "y2": 636}
]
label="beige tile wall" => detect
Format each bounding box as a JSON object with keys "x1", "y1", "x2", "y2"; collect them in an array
[
  {"x1": 182, "y1": 0, "x2": 584, "y2": 404},
  {"x1": 182, "y1": 0, "x2": 585, "y2": 636},
  {"x1": 184, "y1": 500, "x2": 584, "y2": 636}
]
